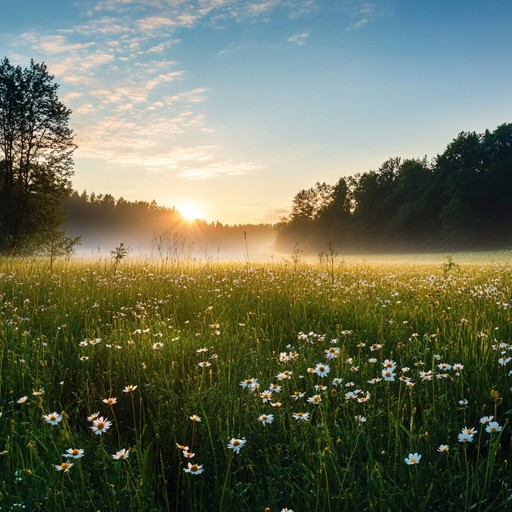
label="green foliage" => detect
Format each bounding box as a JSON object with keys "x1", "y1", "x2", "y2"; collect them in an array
[
  {"x1": 0, "y1": 57, "x2": 76, "y2": 254},
  {"x1": 1, "y1": 257, "x2": 512, "y2": 511},
  {"x1": 276, "y1": 123, "x2": 512, "y2": 253}
]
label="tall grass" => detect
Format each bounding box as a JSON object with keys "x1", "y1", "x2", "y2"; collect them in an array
[{"x1": 0, "y1": 256, "x2": 511, "y2": 511}]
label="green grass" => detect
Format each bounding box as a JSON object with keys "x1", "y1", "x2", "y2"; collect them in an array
[{"x1": 1, "y1": 256, "x2": 512, "y2": 511}]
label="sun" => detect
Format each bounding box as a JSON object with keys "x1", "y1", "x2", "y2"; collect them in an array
[{"x1": 178, "y1": 202, "x2": 203, "y2": 222}]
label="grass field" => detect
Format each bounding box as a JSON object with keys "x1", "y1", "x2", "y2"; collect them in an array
[{"x1": 1, "y1": 255, "x2": 511, "y2": 511}]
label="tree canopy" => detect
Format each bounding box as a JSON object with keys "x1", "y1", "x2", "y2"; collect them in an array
[
  {"x1": 0, "y1": 57, "x2": 76, "y2": 253},
  {"x1": 276, "y1": 123, "x2": 512, "y2": 253}
]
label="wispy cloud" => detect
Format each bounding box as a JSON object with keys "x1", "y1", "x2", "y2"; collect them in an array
[
  {"x1": 287, "y1": 32, "x2": 309, "y2": 45},
  {"x1": 345, "y1": 18, "x2": 368, "y2": 31}
]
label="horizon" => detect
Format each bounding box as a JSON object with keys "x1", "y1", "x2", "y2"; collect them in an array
[{"x1": 2, "y1": 0, "x2": 512, "y2": 225}]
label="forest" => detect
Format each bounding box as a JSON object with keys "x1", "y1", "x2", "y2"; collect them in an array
[
  {"x1": 275, "y1": 123, "x2": 512, "y2": 254},
  {"x1": 63, "y1": 192, "x2": 275, "y2": 260}
]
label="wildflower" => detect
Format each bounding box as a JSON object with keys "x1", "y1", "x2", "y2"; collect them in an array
[
  {"x1": 486, "y1": 421, "x2": 502, "y2": 433},
  {"x1": 176, "y1": 443, "x2": 189, "y2": 451},
  {"x1": 404, "y1": 453, "x2": 421, "y2": 465},
  {"x1": 291, "y1": 391, "x2": 305, "y2": 400},
  {"x1": 381, "y1": 369, "x2": 395, "y2": 381},
  {"x1": 276, "y1": 370, "x2": 293, "y2": 380},
  {"x1": 17, "y1": 396, "x2": 28, "y2": 404},
  {"x1": 183, "y1": 449, "x2": 195, "y2": 458},
  {"x1": 269, "y1": 383, "x2": 282, "y2": 393},
  {"x1": 437, "y1": 444, "x2": 449, "y2": 453},
  {"x1": 453, "y1": 363, "x2": 464, "y2": 375},
  {"x1": 189, "y1": 414, "x2": 201, "y2": 422},
  {"x1": 87, "y1": 411, "x2": 100, "y2": 422},
  {"x1": 458, "y1": 399, "x2": 468, "y2": 406},
  {"x1": 314, "y1": 363, "x2": 330, "y2": 377},
  {"x1": 292, "y1": 412, "x2": 310, "y2": 421},
  {"x1": 315, "y1": 384, "x2": 327, "y2": 392},
  {"x1": 382, "y1": 359, "x2": 396, "y2": 369},
  {"x1": 370, "y1": 343, "x2": 382, "y2": 351},
  {"x1": 479, "y1": 415, "x2": 494, "y2": 424},
  {"x1": 102, "y1": 397, "x2": 117, "y2": 406},
  {"x1": 260, "y1": 390, "x2": 273, "y2": 403},
  {"x1": 183, "y1": 462, "x2": 204, "y2": 475},
  {"x1": 355, "y1": 415, "x2": 367, "y2": 423},
  {"x1": 32, "y1": 389, "x2": 44, "y2": 396},
  {"x1": 123, "y1": 385, "x2": 137, "y2": 393},
  {"x1": 462, "y1": 426, "x2": 478, "y2": 435},
  {"x1": 331, "y1": 377, "x2": 343, "y2": 386},
  {"x1": 458, "y1": 432, "x2": 474, "y2": 443},
  {"x1": 307, "y1": 394, "x2": 322, "y2": 405},
  {"x1": 227, "y1": 438, "x2": 246, "y2": 454},
  {"x1": 91, "y1": 416, "x2": 112, "y2": 435},
  {"x1": 63, "y1": 448, "x2": 84, "y2": 459},
  {"x1": 112, "y1": 448, "x2": 130, "y2": 460},
  {"x1": 258, "y1": 414, "x2": 274, "y2": 426},
  {"x1": 198, "y1": 361, "x2": 211, "y2": 368},
  {"x1": 357, "y1": 392, "x2": 371, "y2": 403},
  {"x1": 325, "y1": 347, "x2": 340, "y2": 359},
  {"x1": 240, "y1": 378, "x2": 258, "y2": 390},
  {"x1": 270, "y1": 401, "x2": 282, "y2": 407},
  {"x1": 55, "y1": 462, "x2": 73, "y2": 472},
  {"x1": 43, "y1": 412, "x2": 63, "y2": 425}
]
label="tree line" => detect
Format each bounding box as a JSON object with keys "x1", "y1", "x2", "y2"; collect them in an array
[
  {"x1": 276, "y1": 123, "x2": 512, "y2": 253},
  {"x1": 64, "y1": 191, "x2": 275, "y2": 259}
]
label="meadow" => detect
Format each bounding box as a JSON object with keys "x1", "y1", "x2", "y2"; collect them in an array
[{"x1": 0, "y1": 255, "x2": 511, "y2": 511}]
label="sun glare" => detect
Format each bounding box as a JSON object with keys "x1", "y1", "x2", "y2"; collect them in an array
[{"x1": 178, "y1": 202, "x2": 202, "y2": 222}]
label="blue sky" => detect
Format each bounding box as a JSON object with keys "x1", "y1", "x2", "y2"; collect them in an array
[{"x1": 2, "y1": 0, "x2": 512, "y2": 224}]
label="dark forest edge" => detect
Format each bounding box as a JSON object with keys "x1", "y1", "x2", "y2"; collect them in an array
[
  {"x1": 275, "y1": 123, "x2": 512, "y2": 254},
  {"x1": 1, "y1": 57, "x2": 511, "y2": 259}
]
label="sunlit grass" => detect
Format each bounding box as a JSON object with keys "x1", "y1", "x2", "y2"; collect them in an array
[{"x1": 0, "y1": 255, "x2": 511, "y2": 511}]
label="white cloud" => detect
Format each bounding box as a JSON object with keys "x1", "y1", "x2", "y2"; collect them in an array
[
  {"x1": 287, "y1": 32, "x2": 309, "y2": 45},
  {"x1": 345, "y1": 18, "x2": 368, "y2": 31}
]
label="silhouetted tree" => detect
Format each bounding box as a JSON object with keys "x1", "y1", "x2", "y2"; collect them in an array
[{"x1": 0, "y1": 57, "x2": 76, "y2": 253}]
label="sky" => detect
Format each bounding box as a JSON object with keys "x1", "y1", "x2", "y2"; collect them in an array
[{"x1": 2, "y1": 0, "x2": 512, "y2": 225}]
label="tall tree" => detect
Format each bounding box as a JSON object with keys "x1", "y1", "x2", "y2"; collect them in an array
[{"x1": 0, "y1": 57, "x2": 76, "y2": 252}]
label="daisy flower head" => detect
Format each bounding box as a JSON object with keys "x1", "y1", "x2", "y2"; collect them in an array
[
  {"x1": 479, "y1": 415, "x2": 494, "y2": 424},
  {"x1": 17, "y1": 396, "x2": 28, "y2": 405},
  {"x1": 87, "y1": 411, "x2": 100, "y2": 422},
  {"x1": 112, "y1": 448, "x2": 130, "y2": 460},
  {"x1": 54, "y1": 462, "x2": 73, "y2": 472},
  {"x1": 43, "y1": 412, "x2": 63, "y2": 426},
  {"x1": 189, "y1": 414, "x2": 202, "y2": 422},
  {"x1": 404, "y1": 452, "x2": 421, "y2": 465},
  {"x1": 486, "y1": 421, "x2": 502, "y2": 433},
  {"x1": 437, "y1": 444, "x2": 449, "y2": 453},
  {"x1": 227, "y1": 438, "x2": 246, "y2": 454},
  {"x1": 307, "y1": 394, "x2": 322, "y2": 405},
  {"x1": 91, "y1": 416, "x2": 112, "y2": 435},
  {"x1": 258, "y1": 414, "x2": 274, "y2": 426},
  {"x1": 314, "y1": 363, "x2": 330, "y2": 377},
  {"x1": 458, "y1": 432, "x2": 474, "y2": 443},
  {"x1": 102, "y1": 397, "x2": 117, "y2": 406},
  {"x1": 63, "y1": 448, "x2": 84, "y2": 459},
  {"x1": 260, "y1": 390, "x2": 273, "y2": 403},
  {"x1": 123, "y1": 385, "x2": 137, "y2": 393},
  {"x1": 292, "y1": 411, "x2": 310, "y2": 421},
  {"x1": 381, "y1": 369, "x2": 395, "y2": 381},
  {"x1": 183, "y1": 462, "x2": 204, "y2": 475}
]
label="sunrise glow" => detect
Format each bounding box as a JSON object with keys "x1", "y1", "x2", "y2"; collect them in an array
[{"x1": 178, "y1": 202, "x2": 203, "y2": 222}]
